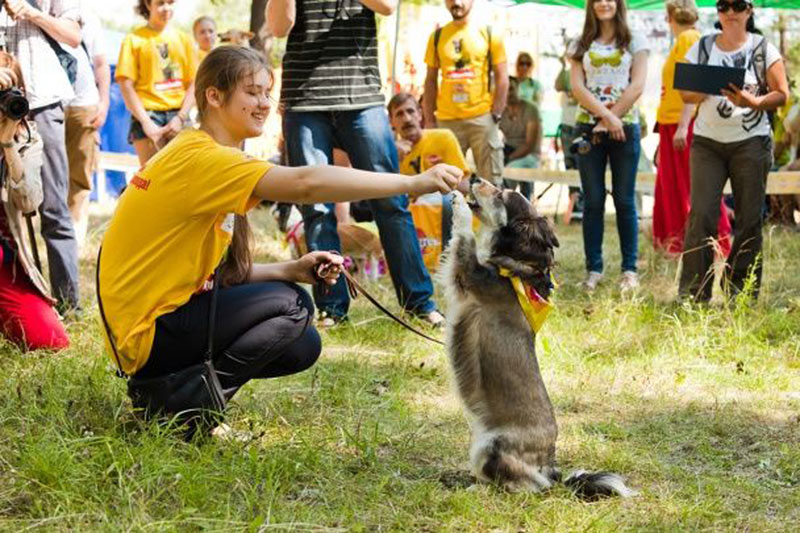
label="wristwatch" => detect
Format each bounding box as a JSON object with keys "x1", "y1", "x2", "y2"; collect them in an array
[
  {"x1": 492, "y1": 113, "x2": 502, "y2": 124},
  {"x1": 0, "y1": 140, "x2": 15, "y2": 149}
]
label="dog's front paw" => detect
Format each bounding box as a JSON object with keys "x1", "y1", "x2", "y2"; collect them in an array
[{"x1": 451, "y1": 191, "x2": 473, "y2": 234}]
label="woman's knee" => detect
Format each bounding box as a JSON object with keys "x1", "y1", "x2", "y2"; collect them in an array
[
  {"x1": 293, "y1": 326, "x2": 322, "y2": 373},
  {"x1": 2, "y1": 304, "x2": 69, "y2": 352}
]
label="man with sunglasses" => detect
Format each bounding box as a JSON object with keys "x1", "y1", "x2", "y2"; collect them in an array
[{"x1": 678, "y1": 0, "x2": 789, "y2": 302}]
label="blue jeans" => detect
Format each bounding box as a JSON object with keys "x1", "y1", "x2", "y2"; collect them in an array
[
  {"x1": 283, "y1": 106, "x2": 436, "y2": 318},
  {"x1": 576, "y1": 123, "x2": 641, "y2": 274}
]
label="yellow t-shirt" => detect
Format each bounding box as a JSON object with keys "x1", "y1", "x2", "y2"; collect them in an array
[
  {"x1": 116, "y1": 26, "x2": 198, "y2": 112},
  {"x1": 425, "y1": 23, "x2": 507, "y2": 121},
  {"x1": 98, "y1": 129, "x2": 271, "y2": 375},
  {"x1": 398, "y1": 129, "x2": 470, "y2": 176},
  {"x1": 657, "y1": 29, "x2": 700, "y2": 125}
]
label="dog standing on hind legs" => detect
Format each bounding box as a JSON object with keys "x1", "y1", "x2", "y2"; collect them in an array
[{"x1": 441, "y1": 180, "x2": 637, "y2": 498}]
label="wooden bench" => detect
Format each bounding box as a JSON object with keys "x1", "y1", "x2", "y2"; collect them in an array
[{"x1": 502, "y1": 168, "x2": 800, "y2": 195}]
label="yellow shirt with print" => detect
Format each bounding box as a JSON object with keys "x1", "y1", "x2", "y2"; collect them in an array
[
  {"x1": 399, "y1": 129, "x2": 469, "y2": 176},
  {"x1": 116, "y1": 26, "x2": 198, "y2": 112},
  {"x1": 98, "y1": 129, "x2": 270, "y2": 375},
  {"x1": 657, "y1": 29, "x2": 700, "y2": 125},
  {"x1": 400, "y1": 129, "x2": 470, "y2": 271},
  {"x1": 425, "y1": 23, "x2": 507, "y2": 121}
]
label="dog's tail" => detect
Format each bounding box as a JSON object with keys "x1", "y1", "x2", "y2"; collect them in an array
[{"x1": 564, "y1": 470, "x2": 638, "y2": 499}]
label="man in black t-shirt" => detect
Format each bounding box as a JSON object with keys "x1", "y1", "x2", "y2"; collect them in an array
[{"x1": 266, "y1": 0, "x2": 444, "y2": 327}]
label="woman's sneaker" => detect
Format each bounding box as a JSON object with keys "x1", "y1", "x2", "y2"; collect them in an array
[
  {"x1": 620, "y1": 271, "x2": 640, "y2": 291},
  {"x1": 583, "y1": 271, "x2": 604, "y2": 291}
]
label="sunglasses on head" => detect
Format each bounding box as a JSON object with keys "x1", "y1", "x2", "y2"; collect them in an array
[{"x1": 716, "y1": 0, "x2": 751, "y2": 13}]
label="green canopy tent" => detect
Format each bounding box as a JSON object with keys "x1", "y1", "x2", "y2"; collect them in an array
[{"x1": 503, "y1": 0, "x2": 800, "y2": 9}]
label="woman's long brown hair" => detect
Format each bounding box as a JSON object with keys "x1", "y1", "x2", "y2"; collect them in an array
[
  {"x1": 570, "y1": 0, "x2": 632, "y2": 61},
  {"x1": 195, "y1": 46, "x2": 272, "y2": 288}
]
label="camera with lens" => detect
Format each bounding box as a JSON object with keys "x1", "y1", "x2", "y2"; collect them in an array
[
  {"x1": 569, "y1": 133, "x2": 593, "y2": 156},
  {"x1": 0, "y1": 87, "x2": 29, "y2": 121}
]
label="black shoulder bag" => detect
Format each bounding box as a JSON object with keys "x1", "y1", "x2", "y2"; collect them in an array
[{"x1": 96, "y1": 246, "x2": 227, "y2": 435}]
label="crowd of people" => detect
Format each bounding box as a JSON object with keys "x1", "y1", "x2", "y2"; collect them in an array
[{"x1": 0, "y1": 0, "x2": 796, "y2": 431}]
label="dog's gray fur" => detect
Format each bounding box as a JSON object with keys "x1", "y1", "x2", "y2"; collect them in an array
[{"x1": 440, "y1": 181, "x2": 636, "y2": 498}]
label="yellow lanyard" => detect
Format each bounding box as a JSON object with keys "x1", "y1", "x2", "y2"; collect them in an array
[{"x1": 498, "y1": 267, "x2": 554, "y2": 334}]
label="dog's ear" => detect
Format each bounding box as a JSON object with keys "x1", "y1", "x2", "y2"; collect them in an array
[{"x1": 533, "y1": 216, "x2": 559, "y2": 250}]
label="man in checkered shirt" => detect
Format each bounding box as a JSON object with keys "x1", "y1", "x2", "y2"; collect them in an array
[{"x1": 0, "y1": 0, "x2": 82, "y2": 312}]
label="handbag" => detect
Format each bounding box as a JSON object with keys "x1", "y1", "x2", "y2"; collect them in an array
[{"x1": 96, "y1": 247, "x2": 227, "y2": 437}]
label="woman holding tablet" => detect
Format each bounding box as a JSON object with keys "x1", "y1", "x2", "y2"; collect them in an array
[{"x1": 678, "y1": 0, "x2": 788, "y2": 302}]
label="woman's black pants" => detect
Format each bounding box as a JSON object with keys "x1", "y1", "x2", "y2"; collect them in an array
[{"x1": 136, "y1": 281, "x2": 321, "y2": 401}]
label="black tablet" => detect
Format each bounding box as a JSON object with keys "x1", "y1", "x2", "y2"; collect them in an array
[{"x1": 673, "y1": 63, "x2": 746, "y2": 95}]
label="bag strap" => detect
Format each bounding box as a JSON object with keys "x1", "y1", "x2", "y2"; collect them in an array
[
  {"x1": 96, "y1": 245, "x2": 126, "y2": 378},
  {"x1": 698, "y1": 34, "x2": 713, "y2": 66},
  {"x1": 751, "y1": 35, "x2": 768, "y2": 95},
  {"x1": 433, "y1": 26, "x2": 442, "y2": 69},
  {"x1": 96, "y1": 246, "x2": 223, "y2": 378}
]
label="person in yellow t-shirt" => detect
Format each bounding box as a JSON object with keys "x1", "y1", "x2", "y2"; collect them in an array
[
  {"x1": 388, "y1": 92, "x2": 470, "y2": 269},
  {"x1": 117, "y1": 0, "x2": 199, "y2": 165},
  {"x1": 653, "y1": 0, "x2": 731, "y2": 257},
  {"x1": 192, "y1": 16, "x2": 217, "y2": 63},
  {"x1": 422, "y1": 0, "x2": 508, "y2": 186},
  {"x1": 97, "y1": 47, "x2": 463, "y2": 427}
]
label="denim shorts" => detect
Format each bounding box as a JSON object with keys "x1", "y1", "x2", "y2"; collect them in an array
[{"x1": 128, "y1": 109, "x2": 181, "y2": 143}]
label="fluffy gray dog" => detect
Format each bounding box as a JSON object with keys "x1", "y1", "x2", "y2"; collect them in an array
[{"x1": 440, "y1": 180, "x2": 636, "y2": 498}]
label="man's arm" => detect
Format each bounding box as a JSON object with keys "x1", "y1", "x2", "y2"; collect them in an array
[
  {"x1": 4, "y1": 0, "x2": 81, "y2": 47},
  {"x1": 423, "y1": 66, "x2": 438, "y2": 127},
  {"x1": 358, "y1": 0, "x2": 397, "y2": 15},
  {"x1": 90, "y1": 53, "x2": 111, "y2": 129},
  {"x1": 491, "y1": 61, "x2": 508, "y2": 117},
  {"x1": 266, "y1": 0, "x2": 296, "y2": 38}
]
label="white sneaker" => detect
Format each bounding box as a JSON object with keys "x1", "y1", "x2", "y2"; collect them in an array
[
  {"x1": 620, "y1": 271, "x2": 639, "y2": 291},
  {"x1": 583, "y1": 271, "x2": 604, "y2": 291}
]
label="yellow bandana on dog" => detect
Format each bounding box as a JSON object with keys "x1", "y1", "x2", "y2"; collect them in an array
[{"x1": 498, "y1": 267, "x2": 554, "y2": 334}]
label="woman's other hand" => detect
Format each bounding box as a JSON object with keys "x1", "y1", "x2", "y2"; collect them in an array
[
  {"x1": 141, "y1": 120, "x2": 165, "y2": 148},
  {"x1": 413, "y1": 163, "x2": 463, "y2": 196},
  {"x1": 598, "y1": 112, "x2": 626, "y2": 142},
  {"x1": 721, "y1": 83, "x2": 760, "y2": 109},
  {"x1": 673, "y1": 124, "x2": 689, "y2": 151},
  {"x1": 293, "y1": 251, "x2": 345, "y2": 286},
  {"x1": 0, "y1": 67, "x2": 18, "y2": 90}
]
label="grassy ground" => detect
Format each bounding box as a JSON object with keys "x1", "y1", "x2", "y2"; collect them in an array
[{"x1": 1, "y1": 209, "x2": 798, "y2": 532}]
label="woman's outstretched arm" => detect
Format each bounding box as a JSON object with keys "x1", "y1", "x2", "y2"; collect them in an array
[{"x1": 253, "y1": 163, "x2": 464, "y2": 205}]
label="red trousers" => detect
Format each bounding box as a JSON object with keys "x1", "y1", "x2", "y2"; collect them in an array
[
  {"x1": 654, "y1": 122, "x2": 731, "y2": 257},
  {"x1": 0, "y1": 245, "x2": 69, "y2": 351}
]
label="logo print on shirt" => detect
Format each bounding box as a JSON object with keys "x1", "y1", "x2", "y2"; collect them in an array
[{"x1": 221, "y1": 214, "x2": 235, "y2": 234}]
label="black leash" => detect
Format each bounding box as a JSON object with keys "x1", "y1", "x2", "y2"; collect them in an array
[
  {"x1": 341, "y1": 269, "x2": 445, "y2": 346},
  {"x1": 316, "y1": 258, "x2": 444, "y2": 346}
]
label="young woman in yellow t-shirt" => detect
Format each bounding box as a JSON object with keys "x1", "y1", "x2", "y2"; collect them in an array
[
  {"x1": 116, "y1": 0, "x2": 198, "y2": 165},
  {"x1": 98, "y1": 46, "x2": 462, "y2": 429}
]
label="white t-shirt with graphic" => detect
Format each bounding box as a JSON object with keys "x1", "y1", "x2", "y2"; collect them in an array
[
  {"x1": 570, "y1": 33, "x2": 649, "y2": 125},
  {"x1": 684, "y1": 32, "x2": 781, "y2": 143}
]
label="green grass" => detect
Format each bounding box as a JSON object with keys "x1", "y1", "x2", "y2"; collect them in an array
[{"x1": 1, "y1": 209, "x2": 798, "y2": 531}]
